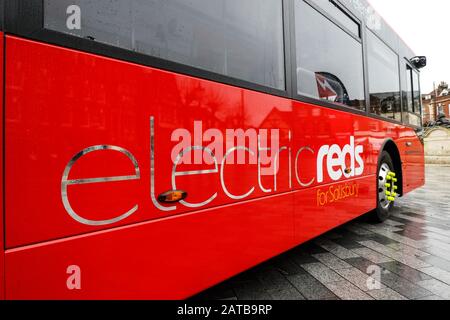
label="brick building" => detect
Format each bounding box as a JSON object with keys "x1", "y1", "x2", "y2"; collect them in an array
[{"x1": 422, "y1": 81, "x2": 450, "y2": 124}]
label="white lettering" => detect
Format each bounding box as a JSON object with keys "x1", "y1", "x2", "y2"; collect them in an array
[
  {"x1": 327, "y1": 144, "x2": 343, "y2": 181},
  {"x1": 66, "y1": 5, "x2": 81, "y2": 30},
  {"x1": 317, "y1": 145, "x2": 330, "y2": 183},
  {"x1": 66, "y1": 265, "x2": 81, "y2": 290}
]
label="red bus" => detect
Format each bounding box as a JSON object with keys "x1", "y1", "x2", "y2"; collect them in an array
[{"x1": 0, "y1": 0, "x2": 426, "y2": 299}]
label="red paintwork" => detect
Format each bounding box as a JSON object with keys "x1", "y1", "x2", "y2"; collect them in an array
[
  {"x1": 2, "y1": 36, "x2": 424, "y2": 299},
  {"x1": 0, "y1": 32, "x2": 4, "y2": 300}
]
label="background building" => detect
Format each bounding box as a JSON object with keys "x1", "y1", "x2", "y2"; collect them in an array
[{"x1": 422, "y1": 81, "x2": 450, "y2": 124}]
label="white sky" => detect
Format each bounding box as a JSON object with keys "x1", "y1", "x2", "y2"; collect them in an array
[{"x1": 368, "y1": 0, "x2": 449, "y2": 94}]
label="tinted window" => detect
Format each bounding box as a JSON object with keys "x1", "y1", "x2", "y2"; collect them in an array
[
  {"x1": 412, "y1": 70, "x2": 421, "y2": 113},
  {"x1": 367, "y1": 31, "x2": 401, "y2": 121},
  {"x1": 295, "y1": 0, "x2": 365, "y2": 110},
  {"x1": 405, "y1": 65, "x2": 413, "y2": 113},
  {"x1": 411, "y1": 69, "x2": 421, "y2": 126},
  {"x1": 0, "y1": 1, "x2": 3, "y2": 31},
  {"x1": 402, "y1": 64, "x2": 421, "y2": 127},
  {"x1": 44, "y1": 0, "x2": 285, "y2": 90},
  {"x1": 310, "y1": 0, "x2": 360, "y2": 37}
]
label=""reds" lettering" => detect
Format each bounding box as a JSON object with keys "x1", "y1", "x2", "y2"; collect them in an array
[{"x1": 316, "y1": 137, "x2": 364, "y2": 183}]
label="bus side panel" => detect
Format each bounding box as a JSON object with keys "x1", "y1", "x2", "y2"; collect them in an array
[
  {"x1": 6, "y1": 193, "x2": 295, "y2": 300},
  {"x1": 0, "y1": 31, "x2": 5, "y2": 300},
  {"x1": 294, "y1": 175, "x2": 376, "y2": 244}
]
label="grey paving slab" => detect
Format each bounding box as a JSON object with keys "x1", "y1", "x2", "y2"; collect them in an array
[
  {"x1": 393, "y1": 212, "x2": 429, "y2": 224},
  {"x1": 324, "y1": 231, "x2": 344, "y2": 240},
  {"x1": 345, "y1": 257, "x2": 378, "y2": 273},
  {"x1": 289, "y1": 250, "x2": 321, "y2": 266},
  {"x1": 358, "y1": 225, "x2": 427, "y2": 249},
  {"x1": 332, "y1": 238, "x2": 366, "y2": 250},
  {"x1": 379, "y1": 261, "x2": 432, "y2": 283},
  {"x1": 418, "y1": 254, "x2": 450, "y2": 273},
  {"x1": 421, "y1": 244, "x2": 450, "y2": 261},
  {"x1": 287, "y1": 273, "x2": 339, "y2": 300},
  {"x1": 271, "y1": 256, "x2": 308, "y2": 276},
  {"x1": 384, "y1": 219, "x2": 405, "y2": 227},
  {"x1": 314, "y1": 239, "x2": 360, "y2": 259},
  {"x1": 367, "y1": 288, "x2": 407, "y2": 300},
  {"x1": 355, "y1": 222, "x2": 403, "y2": 233},
  {"x1": 193, "y1": 283, "x2": 236, "y2": 300},
  {"x1": 345, "y1": 257, "x2": 433, "y2": 299},
  {"x1": 312, "y1": 253, "x2": 353, "y2": 270},
  {"x1": 419, "y1": 267, "x2": 450, "y2": 286},
  {"x1": 335, "y1": 267, "x2": 385, "y2": 292},
  {"x1": 417, "y1": 279, "x2": 450, "y2": 300},
  {"x1": 351, "y1": 247, "x2": 395, "y2": 264},
  {"x1": 323, "y1": 281, "x2": 373, "y2": 300},
  {"x1": 233, "y1": 280, "x2": 273, "y2": 300},
  {"x1": 301, "y1": 263, "x2": 343, "y2": 284},
  {"x1": 363, "y1": 233, "x2": 399, "y2": 246},
  {"x1": 420, "y1": 231, "x2": 450, "y2": 244},
  {"x1": 417, "y1": 295, "x2": 445, "y2": 300},
  {"x1": 345, "y1": 224, "x2": 375, "y2": 236},
  {"x1": 267, "y1": 288, "x2": 305, "y2": 300},
  {"x1": 386, "y1": 242, "x2": 430, "y2": 257},
  {"x1": 378, "y1": 271, "x2": 434, "y2": 300},
  {"x1": 423, "y1": 226, "x2": 450, "y2": 238},
  {"x1": 420, "y1": 239, "x2": 450, "y2": 252},
  {"x1": 358, "y1": 240, "x2": 431, "y2": 269},
  {"x1": 395, "y1": 229, "x2": 428, "y2": 241},
  {"x1": 256, "y1": 268, "x2": 299, "y2": 292}
]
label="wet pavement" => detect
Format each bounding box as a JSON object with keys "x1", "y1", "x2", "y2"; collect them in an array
[{"x1": 194, "y1": 165, "x2": 450, "y2": 300}]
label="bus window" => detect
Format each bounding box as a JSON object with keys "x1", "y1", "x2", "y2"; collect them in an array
[
  {"x1": 310, "y1": 0, "x2": 360, "y2": 38},
  {"x1": 367, "y1": 30, "x2": 401, "y2": 121},
  {"x1": 295, "y1": 0, "x2": 365, "y2": 111},
  {"x1": 44, "y1": 0, "x2": 285, "y2": 90},
  {"x1": 405, "y1": 65, "x2": 414, "y2": 114},
  {"x1": 403, "y1": 64, "x2": 421, "y2": 127},
  {"x1": 412, "y1": 70, "x2": 421, "y2": 114}
]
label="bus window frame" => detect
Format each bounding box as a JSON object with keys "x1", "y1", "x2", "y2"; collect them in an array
[
  {"x1": 290, "y1": 0, "x2": 369, "y2": 117},
  {"x1": 412, "y1": 69, "x2": 422, "y2": 114},
  {"x1": 402, "y1": 59, "x2": 423, "y2": 127},
  {"x1": 365, "y1": 28, "x2": 403, "y2": 123},
  {"x1": 4, "y1": 0, "x2": 292, "y2": 99}
]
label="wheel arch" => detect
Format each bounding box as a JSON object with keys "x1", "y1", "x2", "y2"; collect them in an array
[{"x1": 378, "y1": 139, "x2": 403, "y2": 196}]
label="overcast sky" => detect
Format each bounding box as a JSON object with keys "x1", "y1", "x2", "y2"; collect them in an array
[{"x1": 368, "y1": 0, "x2": 448, "y2": 94}]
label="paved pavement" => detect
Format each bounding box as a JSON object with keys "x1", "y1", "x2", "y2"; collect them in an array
[{"x1": 194, "y1": 165, "x2": 450, "y2": 300}]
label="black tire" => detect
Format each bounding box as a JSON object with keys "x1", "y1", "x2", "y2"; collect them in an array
[{"x1": 369, "y1": 151, "x2": 395, "y2": 223}]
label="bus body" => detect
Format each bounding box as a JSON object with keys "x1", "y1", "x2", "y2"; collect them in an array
[{"x1": 0, "y1": 0, "x2": 424, "y2": 299}]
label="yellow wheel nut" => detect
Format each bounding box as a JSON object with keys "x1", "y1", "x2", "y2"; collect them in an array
[
  {"x1": 388, "y1": 196, "x2": 395, "y2": 202},
  {"x1": 389, "y1": 172, "x2": 396, "y2": 177},
  {"x1": 386, "y1": 191, "x2": 391, "y2": 196},
  {"x1": 386, "y1": 176, "x2": 392, "y2": 181},
  {"x1": 392, "y1": 178, "x2": 398, "y2": 183},
  {"x1": 393, "y1": 186, "x2": 398, "y2": 190},
  {"x1": 385, "y1": 183, "x2": 391, "y2": 188}
]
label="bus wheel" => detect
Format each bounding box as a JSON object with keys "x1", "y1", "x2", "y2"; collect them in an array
[{"x1": 370, "y1": 151, "x2": 397, "y2": 223}]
